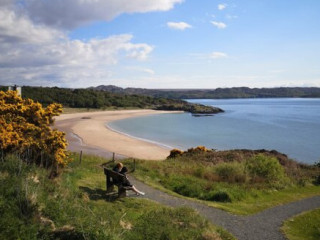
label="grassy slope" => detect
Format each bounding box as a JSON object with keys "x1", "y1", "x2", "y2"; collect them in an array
[
  {"x1": 0, "y1": 153, "x2": 234, "y2": 240},
  {"x1": 131, "y1": 150, "x2": 320, "y2": 215},
  {"x1": 282, "y1": 208, "x2": 320, "y2": 240}
]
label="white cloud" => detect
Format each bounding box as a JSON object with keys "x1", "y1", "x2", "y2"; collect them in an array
[
  {"x1": 0, "y1": 8, "x2": 64, "y2": 44},
  {"x1": 226, "y1": 14, "x2": 238, "y2": 19},
  {"x1": 167, "y1": 21, "x2": 192, "y2": 30},
  {"x1": 24, "y1": 0, "x2": 184, "y2": 29},
  {"x1": 0, "y1": 4, "x2": 154, "y2": 87},
  {"x1": 0, "y1": 1, "x2": 167, "y2": 87},
  {"x1": 124, "y1": 43, "x2": 154, "y2": 60},
  {"x1": 126, "y1": 66, "x2": 155, "y2": 75},
  {"x1": 218, "y1": 4, "x2": 227, "y2": 10},
  {"x1": 210, "y1": 52, "x2": 228, "y2": 59},
  {"x1": 0, "y1": 35, "x2": 154, "y2": 87},
  {"x1": 211, "y1": 21, "x2": 227, "y2": 29}
]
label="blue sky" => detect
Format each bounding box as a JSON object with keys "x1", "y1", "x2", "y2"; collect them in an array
[{"x1": 0, "y1": 0, "x2": 319, "y2": 89}]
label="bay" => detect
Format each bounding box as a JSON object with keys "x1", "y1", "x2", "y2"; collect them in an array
[{"x1": 108, "y1": 98, "x2": 320, "y2": 164}]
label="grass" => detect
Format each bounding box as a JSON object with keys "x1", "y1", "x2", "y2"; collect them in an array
[
  {"x1": 131, "y1": 149, "x2": 320, "y2": 215},
  {"x1": 282, "y1": 208, "x2": 320, "y2": 240},
  {"x1": 207, "y1": 186, "x2": 320, "y2": 215},
  {"x1": 0, "y1": 153, "x2": 235, "y2": 240}
]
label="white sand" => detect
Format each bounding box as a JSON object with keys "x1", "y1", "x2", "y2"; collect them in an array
[{"x1": 55, "y1": 109, "x2": 181, "y2": 160}]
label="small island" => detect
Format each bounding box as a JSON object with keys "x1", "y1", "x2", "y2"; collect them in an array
[{"x1": 154, "y1": 102, "x2": 224, "y2": 115}]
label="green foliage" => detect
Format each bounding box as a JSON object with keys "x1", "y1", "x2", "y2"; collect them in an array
[
  {"x1": 313, "y1": 175, "x2": 320, "y2": 185},
  {"x1": 0, "y1": 153, "x2": 232, "y2": 240},
  {"x1": 90, "y1": 85, "x2": 320, "y2": 99},
  {"x1": 245, "y1": 154, "x2": 288, "y2": 185},
  {"x1": 215, "y1": 162, "x2": 246, "y2": 183},
  {"x1": 124, "y1": 207, "x2": 220, "y2": 240},
  {"x1": 282, "y1": 208, "x2": 320, "y2": 240},
  {"x1": 133, "y1": 149, "x2": 320, "y2": 214},
  {"x1": 19, "y1": 86, "x2": 222, "y2": 114},
  {"x1": 162, "y1": 175, "x2": 207, "y2": 199},
  {"x1": 207, "y1": 190, "x2": 232, "y2": 203},
  {"x1": 0, "y1": 155, "x2": 39, "y2": 240}
]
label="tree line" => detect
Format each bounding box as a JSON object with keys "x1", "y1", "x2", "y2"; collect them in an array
[
  {"x1": 92, "y1": 85, "x2": 320, "y2": 99},
  {"x1": 0, "y1": 86, "x2": 223, "y2": 114}
]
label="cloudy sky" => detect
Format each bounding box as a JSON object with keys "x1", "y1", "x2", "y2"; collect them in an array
[{"x1": 0, "y1": 0, "x2": 319, "y2": 89}]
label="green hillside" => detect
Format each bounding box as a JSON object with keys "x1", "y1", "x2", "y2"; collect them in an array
[{"x1": 0, "y1": 86, "x2": 223, "y2": 114}]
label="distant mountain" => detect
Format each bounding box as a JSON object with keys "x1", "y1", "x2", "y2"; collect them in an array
[{"x1": 89, "y1": 86, "x2": 320, "y2": 99}]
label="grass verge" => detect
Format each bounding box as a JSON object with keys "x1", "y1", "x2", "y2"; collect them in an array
[
  {"x1": 0, "y1": 153, "x2": 234, "y2": 240},
  {"x1": 282, "y1": 208, "x2": 320, "y2": 240},
  {"x1": 130, "y1": 149, "x2": 320, "y2": 215}
]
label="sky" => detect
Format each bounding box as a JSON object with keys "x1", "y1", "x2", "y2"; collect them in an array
[{"x1": 0, "y1": 0, "x2": 320, "y2": 89}]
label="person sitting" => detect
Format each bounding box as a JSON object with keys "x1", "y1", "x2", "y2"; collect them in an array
[
  {"x1": 112, "y1": 162, "x2": 123, "y2": 173},
  {"x1": 119, "y1": 166, "x2": 145, "y2": 196}
]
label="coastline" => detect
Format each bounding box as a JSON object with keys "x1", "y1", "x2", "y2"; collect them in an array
[
  {"x1": 106, "y1": 122, "x2": 175, "y2": 150},
  {"x1": 54, "y1": 109, "x2": 181, "y2": 160}
]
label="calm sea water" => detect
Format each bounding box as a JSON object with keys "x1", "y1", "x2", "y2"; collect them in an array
[{"x1": 108, "y1": 98, "x2": 320, "y2": 164}]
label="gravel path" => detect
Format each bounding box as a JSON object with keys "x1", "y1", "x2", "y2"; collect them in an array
[{"x1": 129, "y1": 176, "x2": 320, "y2": 240}]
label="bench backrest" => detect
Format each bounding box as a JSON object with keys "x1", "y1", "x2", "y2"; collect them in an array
[{"x1": 104, "y1": 168, "x2": 126, "y2": 183}]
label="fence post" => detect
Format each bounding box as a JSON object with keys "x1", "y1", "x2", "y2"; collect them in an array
[
  {"x1": 133, "y1": 159, "x2": 136, "y2": 172},
  {"x1": 79, "y1": 150, "x2": 83, "y2": 164},
  {"x1": 112, "y1": 152, "x2": 115, "y2": 162}
]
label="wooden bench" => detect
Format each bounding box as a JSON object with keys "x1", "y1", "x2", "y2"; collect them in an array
[{"x1": 103, "y1": 168, "x2": 131, "y2": 198}]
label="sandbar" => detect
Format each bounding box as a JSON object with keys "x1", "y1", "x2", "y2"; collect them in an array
[{"x1": 54, "y1": 109, "x2": 181, "y2": 160}]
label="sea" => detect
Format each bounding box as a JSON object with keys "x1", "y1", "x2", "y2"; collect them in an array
[{"x1": 108, "y1": 98, "x2": 320, "y2": 164}]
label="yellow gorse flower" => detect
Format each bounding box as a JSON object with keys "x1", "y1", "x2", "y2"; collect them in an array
[{"x1": 0, "y1": 90, "x2": 70, "y2": 166}]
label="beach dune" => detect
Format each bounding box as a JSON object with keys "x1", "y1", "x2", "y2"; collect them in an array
[{"x1": 55, "y1": 110, "x2": 178, "y2": 160}]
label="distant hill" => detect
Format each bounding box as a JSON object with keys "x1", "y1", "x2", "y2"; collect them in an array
[{"x1": 90, "y1": 85, "x2": 320, "y2": 99}]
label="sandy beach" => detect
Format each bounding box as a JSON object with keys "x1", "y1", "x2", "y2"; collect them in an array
[{"x1": 55, "y1": 109, "x2": 180, "y2": 160}]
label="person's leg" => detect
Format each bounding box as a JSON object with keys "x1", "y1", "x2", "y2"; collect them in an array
[{"x1": 131, "y1": 186, "x2": 145, "y2": 196}]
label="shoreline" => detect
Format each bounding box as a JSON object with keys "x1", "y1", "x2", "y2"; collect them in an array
[
  {"x1": 106, "y1": 122, "x2": 175, "y2": 150},
  {"x1": 54, "y1": 109, "x2": 182, "y2": 160}
]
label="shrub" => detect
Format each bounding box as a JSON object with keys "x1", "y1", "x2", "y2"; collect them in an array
[
  {"x1": 207, "y1": 190, "x2": 232, "y2": 202},
  {"x1": 167, "y1": 149, "x2": 184, "y2": 159},
  {"x1": 214, "y1": 162, "x2": 246, "y2": 183},
  {"x1": 193, "y1": 167, "x2": 205, "y2": 178},
  {"x1": 162, "y1": 175, "x2": 206, "y2": 198},
  {"x1": 313, "y1": 175, "x2": 320, "y2": 185},
  {"x1": 187, "y1": 146, "x2": 212, "y2": 153},
  {"x1": 0, "y1": 91, "x2": 70, "y2": 168},
  {"x1": 168, "y1": 146, "x2": 213, "y2": 159},
  {"x1": 245, "y1": 154, "x2": 287, "y2": 184}
]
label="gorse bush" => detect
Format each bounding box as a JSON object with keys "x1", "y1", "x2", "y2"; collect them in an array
[
  {"x1": 0, "y1": 91, "x2": 70, "y2": 168},
  {"x1": 167, "y1": 146, "x2": 213, "y2": 159},
  {"x1": 167, "y1": 148, "x2": 184, "y2": 158}
]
